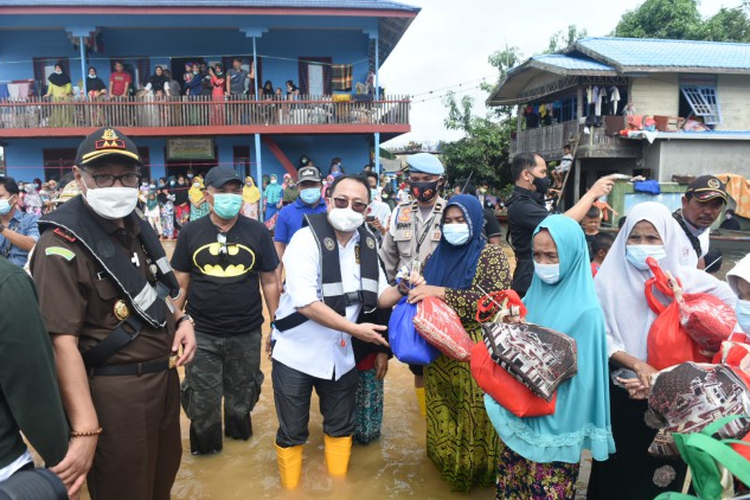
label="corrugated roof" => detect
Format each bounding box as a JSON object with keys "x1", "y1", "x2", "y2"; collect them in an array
[
  {"x1": 1, "y1": 0, "x2": 420, "y2": 10},
  {"x1": 531, "y1": 54, "x2": 615, "y2": 72},
  {"x1": 575, "y1": 37, "x2": 750, "y2": 71}
]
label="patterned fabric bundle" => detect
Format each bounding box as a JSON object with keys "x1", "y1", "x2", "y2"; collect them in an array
[
  {"x1": 647, "y1": 362, "x2": 750, "y2": 458},
  {"x1": 331, "y1": 64, "x2": 353, "y2": 91},
  {"x1": 482, "y1": 321, "x2": 577, "y2": 402},
  {"x1": 413, "y1": 296, "x2": 473, "y2": 362}
]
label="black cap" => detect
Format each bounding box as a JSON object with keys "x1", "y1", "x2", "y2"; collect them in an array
[
  {"x1": 75, "y1": 127, "x2": 143, "y2": 167},
  {"x1": 205, "y1": 166, "x2": 242, "y2": 188},
  {"x1": 685, "y1": 175, "x2": 729, "y2": 203},
  {"x1": 298, "y1": 166, "x2": 322, "y2": 183}
]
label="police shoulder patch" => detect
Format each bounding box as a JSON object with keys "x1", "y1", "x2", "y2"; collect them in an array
[
  {"x1": 45, "y1": 246, "x2": 76, "y2": 261},
  {"x1": 53, "y1": 227, "x2": 76, "y2": 242}
]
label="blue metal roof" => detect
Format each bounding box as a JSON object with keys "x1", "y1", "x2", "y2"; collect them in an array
[
  {"x1": 576, "y1": 37, "x2": 750, "y2": 71},
  {"x1": 1, "y1": 0, "x2": 420, "y2": 10},
  {"x1": 531, "y1": 54, "x2": 615, "y2": 72}
]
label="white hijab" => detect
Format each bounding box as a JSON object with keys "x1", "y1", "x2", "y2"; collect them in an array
[
  {"x1": 727, "y1": 254, "x2": 750, "y2": 297},
  {"x1": 595, "y1": 202, "x2": 736, "y2": 361}
]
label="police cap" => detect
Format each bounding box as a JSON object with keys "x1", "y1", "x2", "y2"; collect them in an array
[
  {"x1": 405, "y1": 153, "x2": 444, "y2": 175},
  {"x1": 75, "y1": 127, "x2": 143, "y2": 167}
]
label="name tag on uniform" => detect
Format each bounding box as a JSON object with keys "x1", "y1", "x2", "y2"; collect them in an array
[{"x1": 432, "y1": 230, "x2": 442, "y2": 241}]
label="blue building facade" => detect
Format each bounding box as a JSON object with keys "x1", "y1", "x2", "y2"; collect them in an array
[{"x1": 0, "y1": 0, "x2": 417, "y2": 187}]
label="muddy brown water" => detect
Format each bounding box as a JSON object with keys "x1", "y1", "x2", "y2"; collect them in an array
[{"x1": 40, "y1": 241, "x2": 603, "y2": 499}]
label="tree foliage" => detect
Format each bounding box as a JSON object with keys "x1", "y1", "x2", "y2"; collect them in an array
[
  {"x1": 546, "y1": 25, "x2": 589, "y2": 53},
  {"x1": 440, "y1": 91, "x2": 514, "y2": 189},
  {"x1": 614, "y1": 0, "x2": 750, "y2": 42}
]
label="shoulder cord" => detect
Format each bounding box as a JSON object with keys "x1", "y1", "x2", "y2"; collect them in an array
[{"x1": 672, "y1": 210, "x2": 702, "y2": 259}]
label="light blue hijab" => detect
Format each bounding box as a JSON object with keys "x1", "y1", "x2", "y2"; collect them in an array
[{"x1": 485, "y1": 214, "x2": 616, "y2": 464}]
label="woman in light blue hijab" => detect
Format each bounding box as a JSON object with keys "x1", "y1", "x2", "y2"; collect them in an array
[{"x1": 485, "y1": 214, "x2": 615, "y2": 500}]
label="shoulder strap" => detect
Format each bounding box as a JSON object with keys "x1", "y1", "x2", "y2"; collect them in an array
[{"x1": 673, "y1": 210, "x2": 703, "y2": 259}]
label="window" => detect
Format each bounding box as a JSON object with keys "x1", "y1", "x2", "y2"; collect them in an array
[
  {"x1": 298, "y1": 57, "x2": 332, "y2": 96},
  {"x1": 138, "y1": 147, "x2": 151, "y2": 181},
  {"x1": 233, "y1": 146, "x2": 251, "y2": 177},
  {"x1": 42, "y1": 148, "x2": 76, "y2": 182},
  {"x1": 680, "y1": 75, "x2": 721, "y2": 125}
]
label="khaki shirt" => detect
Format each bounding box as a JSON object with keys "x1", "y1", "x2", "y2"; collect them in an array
[
  {"x1": 379, "y1": 197, "x2": 446, "y2": 283},
  {"x1": 30, "y1": 205, "x2": 175, "y2": 366}
]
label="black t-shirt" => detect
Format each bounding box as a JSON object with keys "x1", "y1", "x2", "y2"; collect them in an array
[
  {"x1": 506, "y1": 186, "x2": 550, "y2": 260},
  {"x1": 173, "y1": 185, "x2": 189, "y2": 205},
  {"x1": 482, "y1": 208, "x2": 502, "y2": 239},
  {"x1": 171, "y1": 215, "x2": 279, "y2": 335}
]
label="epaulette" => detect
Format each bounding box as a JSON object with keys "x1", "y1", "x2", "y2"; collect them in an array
[
  {"x1": 53, "y1": 227, "x2": 77, "y2": 243},
  {"x1": 433, "y1": 201, "x2": 444, "y2": 212}
]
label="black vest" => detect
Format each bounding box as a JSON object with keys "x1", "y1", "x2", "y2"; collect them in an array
[
  {"x1": 274, "y1": 213, "x2": 380, "y2": 331},
  {"x1": 39, "y1": 195, "x2": 180, "y2": 328}
]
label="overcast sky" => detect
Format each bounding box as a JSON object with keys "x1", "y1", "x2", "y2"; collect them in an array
[{"x1": 379, "y1": 0, "x2": 742, "y2": 148}]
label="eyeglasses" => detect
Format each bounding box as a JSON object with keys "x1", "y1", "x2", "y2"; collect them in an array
[
  {"x1": 331, "y1": 197, "x2": 368, "y2": 214},
  {"x1": 83, "y1": 169, "x2": 141, "y2": 188}
]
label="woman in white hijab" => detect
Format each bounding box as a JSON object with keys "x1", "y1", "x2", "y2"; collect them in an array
[
  {"x1": 727, "y1": 254, "x2": 750, "y2": 335},
  {"x1": 587, "y1": 201, "x2": 736, "y2": 500}
]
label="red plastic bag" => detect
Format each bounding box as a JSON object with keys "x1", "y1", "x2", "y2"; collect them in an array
[
  {"x1": 470, "y1": 342, "x2": 556, "y2": 417},
  {"x1": 413, "y1": 296, "x2": 473, "y2": 362},
  {"x1": 645, "y1": 258, "x2": 713, "y2": 370},
  {"x1": 679, "y1": 296, "x2": 737, "y2": 354}
]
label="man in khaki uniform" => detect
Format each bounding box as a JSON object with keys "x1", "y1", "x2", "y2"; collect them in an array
[
  {"x1": 30, "y1": 127, "x2": 196, "y2": 500},
  {"x1": 379, "y1": 153, "x2": 446, "y2": 414}
]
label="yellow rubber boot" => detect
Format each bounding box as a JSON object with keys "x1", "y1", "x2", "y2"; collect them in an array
[
  {"x1": 275, "y1": 443, "x2": 303, "y2": 489},
  {"x1": 324, "y1": 434, "x2": 353, "y2": 477},
  {"x1": 415, "y1": 386, "x2": 426, "y2": 416}
]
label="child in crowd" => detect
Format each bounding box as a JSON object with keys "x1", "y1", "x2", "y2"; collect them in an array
[
  {"x1": 582, "y1": 205, "x2": 602, "y2": 249},
  {"x1": 551, "y1": 144, "x2": 573, "y2": 188},
  {"x1": 590, "y1": 232, "x2": 614, "y2": 277}
]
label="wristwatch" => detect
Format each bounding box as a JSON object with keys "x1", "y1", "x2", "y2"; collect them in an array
[{"x1": 176, "y1": 314, "x2": 194, "y2": 329}]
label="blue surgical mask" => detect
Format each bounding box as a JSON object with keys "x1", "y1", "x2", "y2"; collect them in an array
[
  {"x1": 626, "y1": 244, "x2": 666, "y2": 271},
  {"x1": 299, "y1": 187, "x2": 321, "y2": 205},
  {"x1": 0, "y1": 198, "x2": 12, "y2": 216},
  {"x1": 736, "y1": 300, "x2": 750, "y2": 334},
  {"x1": 442, "y1": 223, "x2": 470, "y2": 246},
  {"x1": 534, "y1": 261, "x2": 561, "y2": 285},
  {"x1": 212, "y1": 193, "x2": 243, "y2": 219}
]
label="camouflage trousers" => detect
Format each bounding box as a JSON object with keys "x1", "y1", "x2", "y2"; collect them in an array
[{"x1": 181, "y1": 329, "x2": 263, "y2": 455}]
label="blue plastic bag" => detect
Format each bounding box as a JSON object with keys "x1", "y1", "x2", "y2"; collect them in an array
[
  {"x1": 388, "y1": 297, "x2": 440, "y2": 365},
  {"x1": 634, "y1": 179, "x2": 661, "y2": 194}
]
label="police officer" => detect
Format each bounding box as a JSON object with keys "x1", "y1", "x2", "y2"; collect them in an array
[
  {"x1": 30, "y1": 127, "x2": 196, "y2": 500},
  {"x1": 379, "y1": 152, "x2": 446, "y2": 414}
]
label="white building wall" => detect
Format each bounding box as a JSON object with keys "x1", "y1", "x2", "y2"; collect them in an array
[
  {"x1": 716, "y1": 74, "x2": 750, "y2": 131},
  {"x1": 630, "y1": 75, "x2": 679, "y2": 117}
]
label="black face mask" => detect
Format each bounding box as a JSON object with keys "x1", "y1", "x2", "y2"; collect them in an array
[
  {"x1": 532, "y1": 175, "x2": 551, "y2": 195},
  {"x1": 409, "y1": 180, "x2": 439, "y2": 203}
]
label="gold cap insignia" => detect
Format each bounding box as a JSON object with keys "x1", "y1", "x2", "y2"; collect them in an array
[
  {"x1": 707, "y1": 178, "x2": 720, "y2": 189},
  {"x1": 113, "y1": 300, "x2": 130, "y2": 321}
]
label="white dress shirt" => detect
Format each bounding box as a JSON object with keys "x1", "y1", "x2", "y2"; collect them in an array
[{"x1": 272, "y1": 226, "x2": 389, "y2": 381}]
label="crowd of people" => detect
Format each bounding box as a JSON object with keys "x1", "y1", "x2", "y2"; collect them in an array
[{"x1": 1, "y1": 126, "x2": 749, "y2": 500}]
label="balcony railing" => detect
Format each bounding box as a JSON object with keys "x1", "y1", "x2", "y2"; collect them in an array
[
  {"x1": 511, "y1": 116, "x2": 632, "y2": 158},
  {"x1": 0, "y1": 94, "x2": 410, "y2": 130}
]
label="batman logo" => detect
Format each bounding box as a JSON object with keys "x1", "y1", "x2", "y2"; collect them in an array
[{"x1": 192, "y1": 242, "x2": 256, "y2": 278}]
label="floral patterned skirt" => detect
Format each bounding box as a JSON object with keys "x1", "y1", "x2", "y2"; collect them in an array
[
  {"x1": 424, "y1": 345, "x2": 502, "y2": 492},
  {"x1": 495, "y1": 445, "x2": 579, "y2": 500},
  {"x1": 354, "y1": 368, "x2": 384, "y2": 445}
]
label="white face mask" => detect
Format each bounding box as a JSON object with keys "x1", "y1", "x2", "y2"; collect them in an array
[
  {"x1": 328, "y1": 207, "x2": 365, "y2": 233},
  {"x1": 82, "y1": 178, "x2": 139, "y2": 220},
  {"x1": 534, "y1": 261, "x2": 561, "y2": 285},
  {"x1": 442, "y1": 223, "x2": 470, "y2": 246},
  {"x1": 625, "y1": 244, "x2": 667, "y2": 271},
  {"x1": 736, "y1": 299, "x2": 750, "y2": 335}
]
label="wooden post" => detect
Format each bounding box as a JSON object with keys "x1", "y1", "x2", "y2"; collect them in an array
[
  {"x1": 576, "y1": 86, "x2": 583, "y2": 121},
  {"x1": 573, "y1": 158, "x2": 581, "y2": 203}
]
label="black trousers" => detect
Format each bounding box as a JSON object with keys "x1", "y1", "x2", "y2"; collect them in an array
[{"x1": 272, "y1": 359, "x2": 358, "y2": 448}]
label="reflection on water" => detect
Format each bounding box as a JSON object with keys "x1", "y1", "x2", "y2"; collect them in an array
[{"x1": 170, "y1": 356, "x2": 494, "y2": 499}]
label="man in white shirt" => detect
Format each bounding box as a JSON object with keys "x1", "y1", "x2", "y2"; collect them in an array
[{"x1": 270, "y1": 175, "x2": 409, "y2": 489}]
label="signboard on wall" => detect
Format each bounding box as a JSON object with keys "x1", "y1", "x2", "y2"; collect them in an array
[{"x1": 166, "y1": 138, "x2": 215, "y2": 160}]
